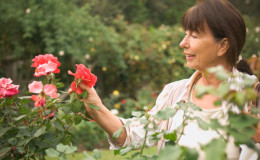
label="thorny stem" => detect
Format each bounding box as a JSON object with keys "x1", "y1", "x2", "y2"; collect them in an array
[
  {"x1": 176, "y1": 113, "x2": 187, "y2": 144},
  {"x1": 140, "y1": 114, "x2": 150, "y2": 157}
]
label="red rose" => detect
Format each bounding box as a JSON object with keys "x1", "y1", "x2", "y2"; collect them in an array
[
  {"x1": 68, "y1": 64, "x2": 97, "y2": 94},
  {"x1": 32, "y1": 54, "x2": 61, "y2": 77}
]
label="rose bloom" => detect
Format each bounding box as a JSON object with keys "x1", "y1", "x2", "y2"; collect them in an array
[
  {"x1": 68, "y1": 64, "x2": 97, "y2": 94},
  {"x1": 0, "y1": 78, "x2": 19, "y2": 99},
  {"x1": 28, "y1": 81, "x2": 58, "y2": 107},
  {"x1": 32, "y1": 54, "x2": 61, "y2": 77}
]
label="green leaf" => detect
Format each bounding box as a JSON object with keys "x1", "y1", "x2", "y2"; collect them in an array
[
  {"x1": 70, "y1": 92, "x2": 76, "y2": 103},
  {"x1": 194, "y1": 116, "x2": 209, "y2": 130},
  {"x1": 57, "y1": 109, "x2": 65, "y2": 119},
  {"x1": 0, "y1": 127, "x2": 12, "y2": 137},
  {"x1": 216, "y1": 82, "x2": 230, "y2": 97},
  {"x1": 213, "y1": 100, "x2": 222, "y2": 107},
  {"x1": 188, "y1": 103, "x2": 202, "y2": 111},
  {"x1": 215, "y1": 71, "x2": 229, "y2": 81},
  {"x1": 0, "y1": 147, "x2": 11, "y2": 158},
  {"x1": 203, "y1": 138, "x2": 226, "y2": 160},
  {"x1": 92, "y1": 149, "x2": 101, "y2": 159},
  {"x1": 234, "y1": 92, "x2": 246, "y2": 107},
  {"x1": 14, "y1": 115, "x2": 26, "y2": 121},
  {"x1": 83, "y1": 151, "x2": 96, "y2": 160},
  {"x1": 182, "y1": 147, "x2": 199, "y2": 160},
  {"x1": 154, "y1": 108, "x2": 176, "y2": 120},
  {"x1": 114, "y1": 150, "x2": 120, "y2": 156},
  {"x1": 54, "y1": 120, "x2": 64, "y2": 131},
  {"x1": 64, "y1": 146, "x2": 77, "y2": 154},
  {"x1": 195, "y1": 85, "x2": 214, "y2": 98},
  {"x1": 228, "y1": 127, "x2": 256, "y2": 143},
  {"x1": 70, "y1": 99, "x2": 82, "y2": 113},
  {"x1": 74, "y1": 114, "x2": 83, "y2": 125},
  {"x1": 131, "y1": 111, "x2": 143, "y2": 118},
  {"x1": 8, "y1": 138, "x2": 17, "y2": 145},
  {"x1": 158, "y1": 145, "x2": 182, "y2": 160},
  {"x1": 229, "y1": 113, "x2": 259, "y2": 128},
  {"x1": 81, "y1": 90, "x2": 88, "y2": 99},
  {"x1": 164, "y1": 131, "x2": 177, "y2": 142},
  {"x1": 16, "y1": 147, "x2": 25, "y2": 153},
  {"x1": 45, "y1": 148, "x2": 60, "y2": 157},
  {"x1": 119, "y1": 147, "x2": 132, "y2": 155},
  {"x1": 87, "y1": 103, "x2": 101, "y2": 110},
  {"x1": 113, "y1": 127, "x2": 123, "y2": 139},
  {"x1": 33, "y1": 126, "x2": 46, "y2": 137},
  {"x1": 56, "y1": 143, "x2": 69, "y2": 153},
  {"x1": 18, "y1": 126, "x2": 31, "y2": 137}
]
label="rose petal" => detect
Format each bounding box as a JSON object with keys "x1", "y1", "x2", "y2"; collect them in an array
[
  {"x1": 28, "y1": 81, "x2": 43, "y2": 93},
  {"x1": 44, "y1": 84, "x2": 58, "y2": 98},
  {"x1": 71, "y1": 81, "x2": 83, "y2": 95}
]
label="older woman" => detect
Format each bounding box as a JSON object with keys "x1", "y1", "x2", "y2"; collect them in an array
[{"x1": 76, "y1": 0, "x2": 259, "y2": 159}]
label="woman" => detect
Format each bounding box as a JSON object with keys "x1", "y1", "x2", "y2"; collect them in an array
[{"x1": 75, "y1": 0, "x2": 259, "y2": 159}]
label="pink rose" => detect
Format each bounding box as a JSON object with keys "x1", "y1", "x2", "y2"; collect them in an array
[
  {"x1": 0, "y1": 78, "x2": 19, "y2": 99},
  {"x1": 68, "y1": 64, "x2": 97, "y2": 94},
  {"x1": 28, "y1": 81, "x2": 58, "y2": 98},
  {"x1": 31, "y1": 54, "x2": 61, "y2": 77},
  {"x1": 28, "y1": 81, "x2": 58, "y2": 107}
]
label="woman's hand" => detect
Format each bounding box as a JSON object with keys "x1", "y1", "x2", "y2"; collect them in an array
[{"x1": 78, "y1": 82, "x2": 103, "y2": 114}]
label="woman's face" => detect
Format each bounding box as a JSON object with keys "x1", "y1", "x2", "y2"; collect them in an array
[{"x1": 179, "y1": 24, "x2": 228, "y2": 71}]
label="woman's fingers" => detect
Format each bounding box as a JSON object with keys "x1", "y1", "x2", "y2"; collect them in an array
[{"x1": 68, "y1": 88, "x2": 73, "y2": 95}]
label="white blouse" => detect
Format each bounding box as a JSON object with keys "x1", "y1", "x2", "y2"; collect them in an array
[{"x1": 108, "y1": 69, "x2": 259, "y2": 160}]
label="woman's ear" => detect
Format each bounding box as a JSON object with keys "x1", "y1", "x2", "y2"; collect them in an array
[{"x1": 217, "y1": 38, "x2": 229, "y2": 56}]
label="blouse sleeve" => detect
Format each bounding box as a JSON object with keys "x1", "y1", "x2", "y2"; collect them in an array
[{"x1": 108, "y1": 84, "x2": 173, "y2": 150}]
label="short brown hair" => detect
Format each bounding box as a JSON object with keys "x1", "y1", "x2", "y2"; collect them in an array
[{"x1": 181, "y1": 0, "x2": 246, "y2": 67}]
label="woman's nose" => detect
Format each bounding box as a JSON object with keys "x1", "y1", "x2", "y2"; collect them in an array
[{"x1": 179, "y1": 36, "x2": 189, "y2": 49}]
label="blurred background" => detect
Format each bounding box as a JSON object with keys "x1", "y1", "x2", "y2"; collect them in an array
[{"x1": 0, "y1": 0, "x2": 259, "y2": 151}]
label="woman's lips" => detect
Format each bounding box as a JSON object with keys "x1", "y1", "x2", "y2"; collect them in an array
[{"x1": 185, "y1": 54, "x2": 196, "y2": 61}]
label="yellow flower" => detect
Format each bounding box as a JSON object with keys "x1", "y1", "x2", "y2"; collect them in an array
[
  {"x1": 114, "y1": 103, "x2": 120, "y2": 109},
  {"x1": 90, "y1": 48, "x2": 95, "y2": 53},
  {"x1": 102, "y1": 67, "x2": 107, "y2": 72},
  {"x1": 113, "y1": 90, "x2": 120, "y2": 96}
]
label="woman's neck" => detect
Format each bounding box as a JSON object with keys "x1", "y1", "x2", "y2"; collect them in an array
[{"x1": 199, "y1": 65, "x2": 232, "y2": 88}]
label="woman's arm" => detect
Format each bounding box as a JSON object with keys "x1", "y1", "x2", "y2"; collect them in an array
[{"x1": 78, "y1": 82, "x2": 127, "y2": 146}]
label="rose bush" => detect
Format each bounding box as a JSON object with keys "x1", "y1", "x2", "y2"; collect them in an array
[{"x1": 0, "y1": 54, "x2": 98, "y2": 160}]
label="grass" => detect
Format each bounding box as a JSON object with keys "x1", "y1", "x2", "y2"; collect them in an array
[{"x1": 46, "y1": 147, "x2": 157, "y2": 160}]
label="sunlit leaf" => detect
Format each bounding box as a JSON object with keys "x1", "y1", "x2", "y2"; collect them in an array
[
  {"x1": 0, "y1": 127, "x2": 12, "y2": 137},
  {"x1": 203, "y1": 138, "x2": 226, "y2": 160},
  {"x1": 164, "y1": 131, "x2": 177, "y2": 142},
  {"x1": 113, "y1": 127, "x2": 123, "y2": 139},
  {"x1": 34, "y1": 126, "x2": 46, "y2": 137},
  {"x1": 119, "y1": 147, "x2": 132, "y2": 155},
  {"x1": 194, "y1": 116, "x2": 209, "y2": 130},
  {"x1": 158, "y1": 145, "x2": 182, "y2": 160},
  {"x1": 154, "y1": 108, "x2": 176, "y2": 120},
  {"x1": 92, "y1": 149, "x2": 101, "y2": 159},
  {"x1": 0, "y1": 147, "x2": 11, "y2": 158},
  {"x1": 87, "y1": 103, "x2": 101, "y2": 110},
  {"x1": 45, "y1": 148, "x2": 60, "y2": 157}
]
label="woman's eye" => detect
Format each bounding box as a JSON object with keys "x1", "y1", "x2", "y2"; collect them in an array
[{"x1": 191, "y1": 34, "x2": 197, "y2": 38}]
